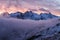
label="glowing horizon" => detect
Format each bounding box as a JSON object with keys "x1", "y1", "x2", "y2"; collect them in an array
[{"x1": 0, "y1": 0, "x2": 60, "y2": 16}]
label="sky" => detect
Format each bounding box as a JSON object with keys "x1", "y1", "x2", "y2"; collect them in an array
[{"x1": 0, "y1": 0, "x2": 60, "y2": 16}]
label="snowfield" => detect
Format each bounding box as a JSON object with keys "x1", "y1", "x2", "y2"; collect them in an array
[{"x1": 0, "y1": 17, "x2": 60, "y2": 40}]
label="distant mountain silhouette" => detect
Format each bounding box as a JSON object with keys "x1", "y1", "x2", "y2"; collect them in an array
[
  {"x1": 10, "y1": 12, "x2": 23, "y2": 19},
  {"x1": 40, "y1": 12, "x2": 58, "y2": 20},
  {"x1": 9, "y1": 11, "x2": 58, "y2": 20},
  {"x1": 23, "y1": 11, "x2": 41, "y2": 20}
]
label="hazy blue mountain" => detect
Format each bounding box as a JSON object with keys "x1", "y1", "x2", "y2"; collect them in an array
[
  {"x1": 23, "y1": 11, "x2": 33, "y2": 19},
  {"x1": 9, "y1": 11, "x2": 58, "y2": 20},
  {"x1": 23, "y1": 11, "x2": 41, "y2": 20},
  {"x1": 40, "y1": 12, "x2": 58, "y2": 20},
  {"x1": 10, "y1": 12, "x2": 23, "y2": 19}
]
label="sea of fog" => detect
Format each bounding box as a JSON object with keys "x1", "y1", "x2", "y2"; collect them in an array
[{"x1": 0, "y1": 16, "x2": 60, "y2": 40}]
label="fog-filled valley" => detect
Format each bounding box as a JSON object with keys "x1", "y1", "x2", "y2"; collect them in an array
[{"x1": 0, "y1": 14, "x2": 60, "y2": 40}]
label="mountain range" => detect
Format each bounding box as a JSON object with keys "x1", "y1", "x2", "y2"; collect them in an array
[{"x1": 2, "y1": 11, "x2": 58, "y2": 20}]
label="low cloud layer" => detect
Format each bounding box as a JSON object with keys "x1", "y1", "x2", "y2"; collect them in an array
[{"x1": 0, "y1": 17, "x2": 60, "y2": 40}]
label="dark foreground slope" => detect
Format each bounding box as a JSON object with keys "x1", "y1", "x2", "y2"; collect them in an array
[{"x1": 0, "y1": 17, "x2": 60, "y2": 40}]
